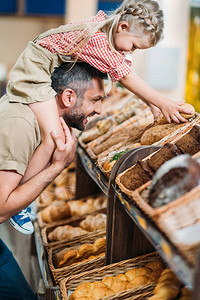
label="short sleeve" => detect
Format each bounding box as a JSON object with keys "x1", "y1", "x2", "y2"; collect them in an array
[
  {"x1": 74, "y1": 32, "x2": 132, "y2": 81},
  {"x1": 0, "y1": 118, "x2": 40, "y2": 175}
]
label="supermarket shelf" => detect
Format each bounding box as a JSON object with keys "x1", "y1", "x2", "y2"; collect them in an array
[{"x1": 77, "y1": 143, "x2": 195, "y2": 290}]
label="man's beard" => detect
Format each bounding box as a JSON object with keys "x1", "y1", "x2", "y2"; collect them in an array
[{"x1": 62, "y1": 111, "x2": 86, "y2": 131}]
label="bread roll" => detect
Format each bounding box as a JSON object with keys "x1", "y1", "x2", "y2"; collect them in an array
[
  {"x1": 79, "y1": 213, "x2": 107, "y2": 232},
  {"x1": 148, "y1": 269, "x2": 163, "y2": 283},
  {"x1": 39, "y1": 190, "x2": 55, "y2": 205},
  {"x1": 155, "y1": 284, "x2": 179, "y2": 298},
  {"x1": 41, "y1": 200, "x2": 71, "y2": 223},
  {"x1": 127, "y1": 275, "x2": 149, "y2": 288},
  {"x1": 55, "y1": 237, "x2": 106, "y2": 268},
  {"x1": 68, "y1": 196, "x2": 107, "y2": 217},
  {"x1": 125, "y1": 268, "x2": 138, "y2": 280},
  {"x1": 156, "y1": 103, "x2": 195, "y2": 125},
  {"x1": 54, "y1": 186, "x2": 70, "y2": 201},
  {"x1": 48, "y1": 225, "x2": 88, "y2": 242},
  {"x1": 145, "y1": 261, "x2": 164, "y2": 271}
]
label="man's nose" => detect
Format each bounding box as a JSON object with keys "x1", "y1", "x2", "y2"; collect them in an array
[{"x1": 95, "y1": 101, "x2": 102, "y2": 115}]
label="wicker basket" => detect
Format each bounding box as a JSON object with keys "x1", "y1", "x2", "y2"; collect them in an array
[
  {"x1": 85, "y1": 108, "x2": 153, "y2": 160},
  {"x1": 131, "y1": 182, "x2": 200, "y2": 265},
  {"x1": 37, "y1": 193, "x2": 107, "y2": 228},
  {"x1": 155, "y1": 185, "x2": 200, "y2": 265},
  {"x1": 116, "y1": 116, "x2": 200, "y2": 199},
  {"x1": 41, "y1": 210, "x2": 106, "y2": 248},
  {"x1": 60, "y1": 252, "x2": 162, "y2": 300},
  {"x1": 78, "y1": 91, "x2": 133, "y2": 148},
  {"x1": 47, "y1": 231, "x2": 106, "y2": 284},
  {"x1": 97, "y1": 140, "x2": 142, "y2": 178}
]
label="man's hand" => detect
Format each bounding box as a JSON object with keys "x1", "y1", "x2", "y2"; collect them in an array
[{"x1": 51, "y1": 117, "x2": 77, "y2": 171}]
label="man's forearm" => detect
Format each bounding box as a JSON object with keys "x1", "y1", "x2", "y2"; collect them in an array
[{"x1": 0, "y1": 163, "x2": 63, "y2": 222}]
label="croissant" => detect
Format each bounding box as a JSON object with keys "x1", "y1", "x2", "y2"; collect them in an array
[
  {"x1": 70, "y1": 260, "x2": 164, "y2": 300},
  {"x1": 48, "y1": 225, "x2": 88, "y2": 242},
  {"x1": 150, "y1": 268, "x2": 182, "y2": 299},
  {"x1": 69, "y1": 281, "x2": 113, "y2": 300},
  {"x1": 55, "y1": 237, "x2": 106, "y2": 268},
  {"x1": 41, "y1": 200, "x2": 71, "y2": 223}
]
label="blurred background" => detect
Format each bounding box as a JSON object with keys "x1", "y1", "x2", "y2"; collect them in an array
[
  {"x1": 0, "y1": 0, "x2": 199, "y2": 292},
  {"x1": 0, "y1": 0, "x2": 199, "y2": 110}
]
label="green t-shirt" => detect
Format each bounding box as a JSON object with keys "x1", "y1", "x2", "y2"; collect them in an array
[{"x1": 0, "y1": 94, "x2": 41, "y2": 175}]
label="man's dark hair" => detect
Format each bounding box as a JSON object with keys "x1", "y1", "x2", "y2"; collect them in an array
[{"x1": 51, "y1": 62, "x2": 108, "y2": 98}]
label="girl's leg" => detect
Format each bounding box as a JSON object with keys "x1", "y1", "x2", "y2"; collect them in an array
[{"x1": 22, "y1": 97, "x2": 65, "y2": 183}]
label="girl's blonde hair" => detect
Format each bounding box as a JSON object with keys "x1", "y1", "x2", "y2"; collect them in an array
[{"x1": 53, "y1": 0, "x2": 164, "y2": 56}]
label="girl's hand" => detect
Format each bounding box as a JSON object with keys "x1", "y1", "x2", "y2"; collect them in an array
[
  {"x1": 148, "y1": 104, "x2": 161, "y2": 122},
  {"x1": 159, "y1": 99, "x2": 193, "y2": 123},
  {"x1": 51, "y1": 117, "x2": 77, "y2": 170}
]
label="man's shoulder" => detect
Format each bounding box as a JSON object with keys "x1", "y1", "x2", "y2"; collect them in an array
[{"x1": 0, "y1": 94, "x2": 38, "y2": 126}]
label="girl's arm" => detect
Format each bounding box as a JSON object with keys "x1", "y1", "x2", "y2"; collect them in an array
[
  {"x1": 21, "y1": 97, "x2": 65, "y2": 183},
  {"x1": 119, "y1": 72, "x2": 193, "y2": 123}
]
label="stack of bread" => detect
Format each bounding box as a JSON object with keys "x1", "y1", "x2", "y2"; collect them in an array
[
  {"x1": 40, "y1": 195, "x2": 107, "y2": 225},
  {"x1": 47, "y1": 213, "x2": 107, "y2": 242},
  {"x1": 54, "y1": 237, "x2": 106, "y2": 268},
  {"x1": 37, "y1": 161, "x2": 76, "y2": 208},
  {"x1": 69, "y1": 260, "x2": 164, "y2": 299},
  {"x1": 91, "y1": 103, "x2": 197, "y2": 176},
  {"x1": 116, "y1": 121, "x2": 200, "y2": 195},
  {"x1": 79, "y1": 95, "x2": 148, "y2": 145}
]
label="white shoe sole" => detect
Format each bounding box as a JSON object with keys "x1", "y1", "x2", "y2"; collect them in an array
[{"x1": 9, "y1": 218, "x2": 34, "y2": 235}]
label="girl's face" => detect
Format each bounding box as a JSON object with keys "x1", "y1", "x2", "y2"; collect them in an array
[{"x1": 113, "y1": 22, "x2": 152, "y2": 53}]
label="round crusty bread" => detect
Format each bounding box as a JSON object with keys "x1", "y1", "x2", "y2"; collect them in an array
[
  {"x1": 180, "y1": 103, "x2": 195, "y2": 118},
  {"x1": 156, "y1": 103, "x2": 195, "y2": 125}
]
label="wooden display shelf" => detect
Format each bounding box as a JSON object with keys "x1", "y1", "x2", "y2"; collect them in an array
[
  {"x1": 76, "y1": 142, "x2": 198, "y2": 295},
  {"x1": 33, "y1": 222, "x2": 62, "y2": 300}
]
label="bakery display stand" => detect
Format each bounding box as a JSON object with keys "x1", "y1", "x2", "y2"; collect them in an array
[{"x1": 76, "y1": 141, "x2": 200, "y2": 299}]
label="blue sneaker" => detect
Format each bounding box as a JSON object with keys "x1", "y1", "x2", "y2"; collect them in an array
[{"x1": 9, "y1": 208, "x2": 34, "y2": 234}]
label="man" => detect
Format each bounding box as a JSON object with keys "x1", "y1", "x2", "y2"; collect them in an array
[{"x1": 0, "y1": 62, "x2": 107, "y2": 299}]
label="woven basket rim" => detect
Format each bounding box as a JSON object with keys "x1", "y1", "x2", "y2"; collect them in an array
[
  {"x1": 41, "y1": 209, "x2": 107, "y2": 247},
  {"x1": 47, "y1": 232, "x2": 106, "y2": 283},
  {"x1": 59, "y1": 251, "x2": 160, "y2": 300}
]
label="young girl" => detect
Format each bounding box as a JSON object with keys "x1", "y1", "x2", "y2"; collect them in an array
[{"x1": 7, "y1": 0, "x2": 192, "y2": 233}]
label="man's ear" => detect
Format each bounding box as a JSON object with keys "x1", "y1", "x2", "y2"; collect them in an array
[
  {"x1": 61, "y1": 88, "x2": 77, "y2": 108},
  {"x1": 117, "y1": 22, "x2": 129, "y2": 32}
]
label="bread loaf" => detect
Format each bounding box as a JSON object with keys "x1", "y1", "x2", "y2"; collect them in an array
[
  {"x1": 141, "y1": 123, "x2": 185, "y2": 145},
  {"x1": 148, "y1": 154, "x2": 200, "y2": 208}
]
